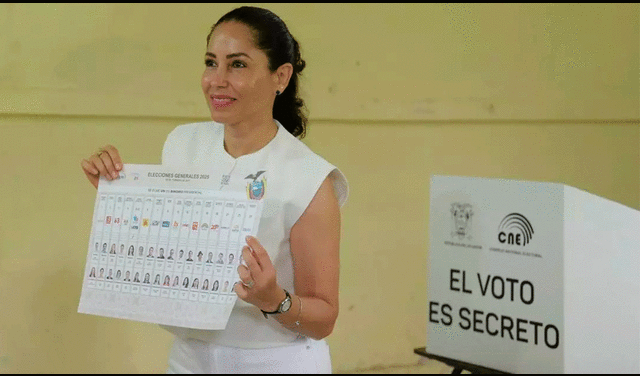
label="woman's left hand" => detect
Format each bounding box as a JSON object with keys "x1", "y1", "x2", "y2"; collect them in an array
[{"x1": 235, "y1": 236, "x2": 286, "y2": 312}]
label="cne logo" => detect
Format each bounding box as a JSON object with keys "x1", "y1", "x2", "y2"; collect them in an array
[{"x1": 498, "y1": 213, "x2": 534, "y2": 246}]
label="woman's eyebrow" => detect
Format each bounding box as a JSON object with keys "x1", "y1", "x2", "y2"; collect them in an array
[{"x1": 205, "y1": 52, "x2": 252, "y2": 60}]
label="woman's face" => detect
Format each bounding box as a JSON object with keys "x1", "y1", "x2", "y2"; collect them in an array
[{"x1": 202, "y1": 21, "x2": 279, "y2": 126}]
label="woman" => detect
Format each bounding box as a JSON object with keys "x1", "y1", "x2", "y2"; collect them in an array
[{"x1": 80, "y1": 6, "x2": 347, "y2": 374}]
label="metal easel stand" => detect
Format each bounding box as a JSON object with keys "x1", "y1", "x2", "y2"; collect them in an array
[{"x1": 413, "y1": 347, "x2": 511, "y2": 374}]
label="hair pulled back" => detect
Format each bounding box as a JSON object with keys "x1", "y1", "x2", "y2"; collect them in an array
[{"x1": 207, "y1": 6, "x2": 307, "y2": 138}]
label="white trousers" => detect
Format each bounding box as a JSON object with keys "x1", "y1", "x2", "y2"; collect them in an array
[{"x1": 166, "y1": 336, "x2": 332, "y2": 374}]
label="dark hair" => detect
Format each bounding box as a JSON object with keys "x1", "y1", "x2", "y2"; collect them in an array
[{"x1": 207, "y1": 6, "x2": 308, "y2": 138}]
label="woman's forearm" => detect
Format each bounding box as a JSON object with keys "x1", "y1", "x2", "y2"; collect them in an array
[{"x1": 271, "y1": 293, "x2": 338, "y2": 340}]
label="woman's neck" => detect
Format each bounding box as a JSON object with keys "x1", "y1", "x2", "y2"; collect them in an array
[{"x1": 223, "y1": 115, "x2": 278, "y2": 159}]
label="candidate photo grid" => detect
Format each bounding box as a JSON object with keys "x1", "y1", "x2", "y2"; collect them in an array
[
  {"x1": 81, "y1": 187, "x2": 265, "y2": 331},
  {"x1": 86, "y1": 193, "x2": 255, "y2": 310}
]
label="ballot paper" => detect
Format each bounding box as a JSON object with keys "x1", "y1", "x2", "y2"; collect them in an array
[{"x1": 77, "y1": 164, "x2": 263, "y2": 330}]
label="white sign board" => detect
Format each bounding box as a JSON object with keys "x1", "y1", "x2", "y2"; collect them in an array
[{"x1": 427, "y1": 175, "x2": 640, "y2": 373}]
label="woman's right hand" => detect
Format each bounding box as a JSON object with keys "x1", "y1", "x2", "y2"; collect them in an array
[{"x1": 81, "y1": 145, "x2": 123, "y2": 189}]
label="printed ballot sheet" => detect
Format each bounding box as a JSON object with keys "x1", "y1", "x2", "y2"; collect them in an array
[{"x1": 78, "y1": 164, "x2": 263, "y2": 330}]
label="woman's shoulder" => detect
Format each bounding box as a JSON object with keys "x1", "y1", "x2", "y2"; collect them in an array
[
  {"x1": 275, "y1": 124, "x2": 325, "y2": 162},
  {"x1": 162, "y1": 121, "x2": 223, "y2": 164},
  {"x1": 274, "y1": 124, "x2": 349, "y2": 208},
  {"x1": 167, "y1": 121, "x2": 223, "y2": 141}
]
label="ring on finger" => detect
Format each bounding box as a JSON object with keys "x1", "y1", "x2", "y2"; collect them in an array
[{"x1": 242, "y1": 280, "x2": 255, "y2": 289}]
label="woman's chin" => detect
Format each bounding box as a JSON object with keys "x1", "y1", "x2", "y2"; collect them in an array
[{"x1": 209, "y1": 112, "x2": 233, "y2": 124}]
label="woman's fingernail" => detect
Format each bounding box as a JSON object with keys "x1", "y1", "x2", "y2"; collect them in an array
[
  {"x1": 245, "y1": 235, "x2": 251, "y2": 242},
  {"x1": 112, "y1": 172, "x2": 117, "y2": 179}
]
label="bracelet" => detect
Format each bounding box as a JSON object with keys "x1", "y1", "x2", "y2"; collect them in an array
[{"x1": 294, "y1": 295, "x2": 302, "y2": 330}]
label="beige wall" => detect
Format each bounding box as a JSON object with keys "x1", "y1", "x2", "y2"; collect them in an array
[{"x1": 0, "y1": 3, "x2": 638, "y2": 373}]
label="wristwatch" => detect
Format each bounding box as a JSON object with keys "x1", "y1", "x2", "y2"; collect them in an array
[{"x1": 261, "y1": 289, "x2": 292, "y2": 318}]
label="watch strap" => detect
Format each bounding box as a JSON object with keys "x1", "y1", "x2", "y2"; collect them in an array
[{"x1": 261, "y1": 289, "x2": 291, "y2": 318}]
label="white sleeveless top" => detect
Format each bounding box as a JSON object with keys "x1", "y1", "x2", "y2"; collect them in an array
[{"x1": 158, "y1": 120, "x2": 348, "y2": 348}]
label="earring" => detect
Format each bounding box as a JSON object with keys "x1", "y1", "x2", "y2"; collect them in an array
[{"x1": 276, "y1": 90, "x2": 281, "y2": 96}]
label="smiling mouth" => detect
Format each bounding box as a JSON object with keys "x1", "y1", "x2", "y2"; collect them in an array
[{"x1": 211, "y1": 97, "x2": 236, "y2": 108}]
